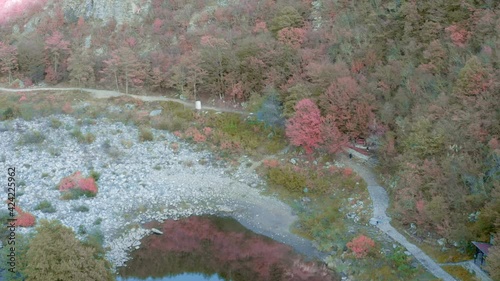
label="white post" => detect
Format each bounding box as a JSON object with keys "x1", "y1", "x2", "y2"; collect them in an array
[{"x1": 195, "y1": 101, "x2": 201, "y2": 110}]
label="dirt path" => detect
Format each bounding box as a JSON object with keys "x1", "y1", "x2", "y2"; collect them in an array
[
  {"x1": 342, "y1": 156, "x2": 458, "y2": 281},
  {"x1": 0, "y1": 86, "x2": 249, "y2": 115}
]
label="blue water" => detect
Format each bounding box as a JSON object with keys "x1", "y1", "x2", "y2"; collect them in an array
[{"x1": 117, "y1": 273, "x2": 225, "y2": 281}]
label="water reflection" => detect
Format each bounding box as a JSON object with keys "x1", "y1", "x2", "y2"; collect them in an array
[{"x1": 118, "y1": 216, "x2": 337, "y2": 281}]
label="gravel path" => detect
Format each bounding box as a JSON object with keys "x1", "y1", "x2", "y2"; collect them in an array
[
  {"x1": 0, "y1": 86, "x2": 249, "y2": 115},
  {"x1": 342, "y1": 156, "x2": 457, "y2": 281}
]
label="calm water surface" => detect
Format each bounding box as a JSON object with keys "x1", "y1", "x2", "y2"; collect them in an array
[{"x1": 117, "y1": 216, "x2": 336, "y2": 281}]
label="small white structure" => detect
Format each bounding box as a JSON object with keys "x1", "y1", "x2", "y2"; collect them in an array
[{"x1": 195, "y1": 101, "x2": 201, "y2": 110}]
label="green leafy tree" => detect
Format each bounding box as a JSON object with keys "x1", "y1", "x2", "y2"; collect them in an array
[
  {"x1": 67, "y1": 49, "x2": 95, "y2": 87},
  {"x1": 23, "y1": 220, "x2": 114, "y2": 281},
  {"x1": 269, "y1": 6, "x2": 303, "y2": 36}
]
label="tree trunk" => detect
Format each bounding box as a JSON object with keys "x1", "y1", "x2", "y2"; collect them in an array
[
  {"x1": 125, "y1": 67, "x2": 129, "y2": 95},
  {"x1": 114, "y1": 72, "x2": 119, "y2": 92}
]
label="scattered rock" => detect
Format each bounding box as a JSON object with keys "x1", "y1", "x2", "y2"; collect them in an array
[
  {"x1": 437, "y1": 238, "x2": 446, "y2": 246},
  {"x1": 125, "y1": 103, "x2": 136, "y2": 110},
  {"x1": 151, "y1": 228, "x2": 163, "y2": 235},
  {"x1": 149, "y1": 109, "x2": 162, "y2": 117}
]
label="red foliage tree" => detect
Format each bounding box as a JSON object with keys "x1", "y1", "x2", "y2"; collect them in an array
[
  {"x1": 286, "y1": 99, "x2": 323, "y2": 154},
  {"x1": 277, "y1": 27, "x2": 307, "y2": 49},
  {"x1": 347, "y1": 234, "x2": 375, "y2": 258},
  {"x1": 321, "y1": 114, "x2": 348, "y2": 154},
  {"x1": 320, "y1": 76, "x2": 375, "y2": 139},
  {"x1": 0, "y1": 42, "x2": 18, "y2": 83},
  {"x1": 44, "y1": 31, "x2": 70, "y2": 83},
  {"x1": 101, "y1": 47, "x2": 146, "y2": 94}
]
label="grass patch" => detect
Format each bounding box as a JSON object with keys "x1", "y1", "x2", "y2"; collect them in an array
[
  {"x1": 71, "y1": 127, "x2": 96, "y2": 144},
  {"x1": 49, "y1": 117, "x2": 63, "y2": 128},
  {"x1": 34, "y1": 200, "x2": 56, "y2": 213},
  {"x1": 293, "y1": 195, "x2": 346, "y2": 252},
  {"x1": 89, "y1": 170, "x2": 101, "y2": 181},
  {"x1": 73, "y1": 205, "x2": 90, "y2": 212},
  {"x1": 417, "y1": 241, "x2": 471, "y2": 263},
  {"x1": 18, "y1": 130, "x2": 46, "y2": 145},
  {"x1": 138, "y1": 126, "x2": 154, "y2": 142},
  {"x1": 61, "y1": 189, "x2": 97, "y2": 200},
  {"x1": 442, "y1": 265, "x2": 479, "y2": 281}
]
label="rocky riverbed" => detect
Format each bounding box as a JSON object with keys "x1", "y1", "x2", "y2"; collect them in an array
[{"x1": 0, "y1": 114, "x2": 320, "y2": 270}]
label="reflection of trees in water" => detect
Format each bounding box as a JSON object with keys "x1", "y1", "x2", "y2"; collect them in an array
[{"x1": 118, "y1": 216, "x2": 337, "y2": 281}]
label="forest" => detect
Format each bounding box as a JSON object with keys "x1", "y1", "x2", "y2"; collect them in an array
[{"x1": 0, "y1": 0, "x2": 499, "y2": 278}]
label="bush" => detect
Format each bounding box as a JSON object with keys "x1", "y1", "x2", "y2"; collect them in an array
[
  {"x1": 15, "y1": 207, "x2": 36, "y2": 227},
  {"x1": 19, "y1": 130, "x2": 45, "y2": 145},
  {"x1": 73, "y1": 205, "x2": 90, "y2": 212},
  {"x1": 0, "y1": 232, "x2": 29, "y2": 281},
  {"x1": 34, "y1": 200, "x2": 56, "y2": 213},
  {"x1": 1, "y1": 107, "x2": 17, "y2": 120},
  {"x1": 138, "y1": 126, "x2": 154, "y2": 142},
  {"x1": 23, "y1": 220, "x2": 114, "y2": 281},
  {"x1": 90, "y1": 170, "x2": 101, "y2": 181},
  {"x1": 347, "y1": 235, "x2": 376, "y2": 258},
  {"x1": 58, "y1": 171, "x2": 98, "y2": 200},
  {"x1": 49, "y1": 117, "x2": 63, "y2": 128},
  {"x1": 71, "y1": 127, "x2": 96, "y2": 144},
  {"x1": 267, "y1": 164, "x2": 307, "y2": 193}
]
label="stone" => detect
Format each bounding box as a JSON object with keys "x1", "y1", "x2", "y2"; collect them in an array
[
  {"x1": 151, "y1": 228, "x2": 163, "y2": 235},
  {"x1": 125, "y1": 103, "x2": 135, "y2": 110},
  {"x1": 149, "y1": 109, "x2": 162, "y2": 117},
  {"x1": 437, "y1": 238, "x2": 446, "y2": 246},
  {"x1": 369, "y1": 218, "x2": 379, "y2": 225}
]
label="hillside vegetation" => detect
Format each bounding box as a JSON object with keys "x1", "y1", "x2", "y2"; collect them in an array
[{"x1": 0, "y1": 0, "x2": 499, "y2": 266}]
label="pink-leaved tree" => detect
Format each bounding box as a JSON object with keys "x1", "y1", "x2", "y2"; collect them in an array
[
  {"x1": 286, "y1": 98, "x2": 323, "y2": 154},
  {"x1": 0, "y1": 42, "x2": 18, "y2": 83}
]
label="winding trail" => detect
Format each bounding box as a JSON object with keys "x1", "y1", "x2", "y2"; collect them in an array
[
  {"x1": 0, "y1": 86, "x2": 468, "y2": 280},
  {"x1": 0, "y1": 86, "x2": 249, "y2": 115},
  {"x1": 342, "y1": 156, "x2": 457, "y2": 281}
]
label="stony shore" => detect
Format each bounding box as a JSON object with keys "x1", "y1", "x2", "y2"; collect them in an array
[{"x1": 0, "y1": 114, "x2": 320, "y2": 270}]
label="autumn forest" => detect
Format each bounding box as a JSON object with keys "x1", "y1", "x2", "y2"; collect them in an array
[{"x1": 0, "y1": 0, "x2": 499, "y2": 279}]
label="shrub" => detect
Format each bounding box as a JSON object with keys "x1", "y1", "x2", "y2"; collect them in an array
[
  {"x1": 15, "y1": 207, "x2": 36, "y2": 227},
  {"x1": 1, "y1": 107, "x2": 17, "y2": 120},
  {"x1": 73, "y1": 205, "x2": 89, "y2": 212},
  {"x1": 347, "y1": 234, "x2": 376, "y2": 258},
  {"x1": 23, "y1": 220, "x2": 114, "y2": 281},
  {"x1": 138, "y1": 126, "x2": 153, "y2": 142},
  {"x1": 34, "y1": 200, "x2": 56, "y2": 213},
  {"x1": 19, "y1": 130, "x2": 45, "y2": 145},
  {"x1": 90, "y1": 170, "x2": 101, "y2": 181},
  {"x1": 71, "y1": 127, "x2": 95, "y2": 143},
  {"x1": 58, "y1": 171, "x2": 98, "y2": 200},
  {"x1": 267, "y1": 164, "x2": 307, "y2": 193},
  {"x1": 49, "y1": 117, "x2": 62, "y2": 128}
]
